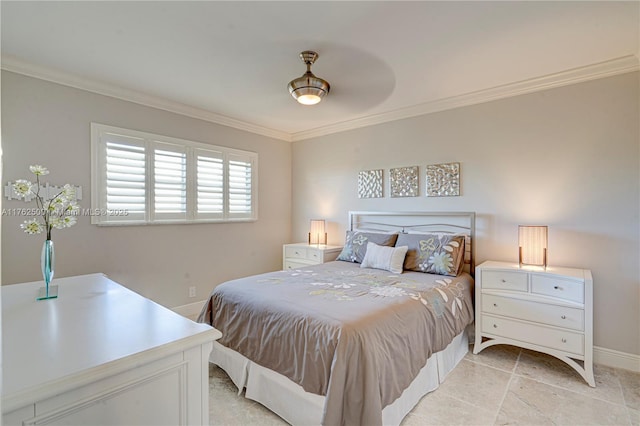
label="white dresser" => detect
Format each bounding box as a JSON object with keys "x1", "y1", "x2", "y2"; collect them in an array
[
  {"x1": 473, "y1": 261, "x2": 594, "y2": 387},
  {"x1": 2, "y1": 273, "x2": 222, "y2": 425},
  {"x1": 282, "y1": 243, "x2": 343, "y2": 270}
]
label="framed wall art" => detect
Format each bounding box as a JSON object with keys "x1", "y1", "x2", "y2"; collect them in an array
[
  {"x1": 358, "y1": 169, "x2": 383, "y2": 198},
  {"x1": 426, "y1": 162, "x2": 460, "y2": 197},
  {"x1": 390, "y1": 166, "x2": 419, "y2": 197}
]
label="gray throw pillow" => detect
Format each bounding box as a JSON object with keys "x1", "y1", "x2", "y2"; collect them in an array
[
  {"x1": 397, "y1": 233, "x2": 465, "y2": 276},
  {"x1": 336, "y1": 231, "x2": 398, "y2": 264}
]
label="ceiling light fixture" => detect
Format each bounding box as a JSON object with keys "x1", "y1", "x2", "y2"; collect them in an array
[{"x1": 288, "y1": 51, "x2": 330, "y2": 106}]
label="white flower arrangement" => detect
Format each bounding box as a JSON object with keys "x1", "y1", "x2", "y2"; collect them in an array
[{"x1": 12, "y1": 165, "x2": 79, "y2": 240}]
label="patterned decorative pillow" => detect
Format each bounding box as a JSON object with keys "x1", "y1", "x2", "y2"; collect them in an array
[
  {"x1": 397, "y1": 233, "x2": 465, "y2": 276},
  {"x1": 336, "y1": 231, "x2": 398, "y2": 264}
]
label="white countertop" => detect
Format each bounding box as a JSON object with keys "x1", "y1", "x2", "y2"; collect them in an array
[{"x1": 1, "y1": 273, "x2": 220, "y2": 411}]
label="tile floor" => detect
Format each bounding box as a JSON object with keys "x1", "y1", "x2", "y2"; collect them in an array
[{"x1": 208, "y1": 344, "x2": 640, "y2": 425}]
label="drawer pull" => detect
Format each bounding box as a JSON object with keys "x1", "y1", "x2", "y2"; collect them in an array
[
  {"x1": 554, "y1": 285, "x2": 561, "y2": 290},
  {"x1": 561, "y1": 315, "x2": 566, "y2": 319},
  {"x1": 501, "y1": 279, "x2": 506, "y2": 283},
  {"x1": 493, "y1": 324, "x2": 498, "y2": 328},
  {"x1": 493, "y1": 303, "x2": 498, "y2": 307},
  {"x1": 562, "y1": 338, "x2": 567, "y2": 343}
]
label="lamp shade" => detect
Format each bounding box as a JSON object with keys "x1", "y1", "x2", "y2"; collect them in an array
[
  {"x1": 309, "y1": 219, "x2": 327, "y2": 245},
  {"x1": 519, "y1": 225, "x2": 548, "y2": 268}
]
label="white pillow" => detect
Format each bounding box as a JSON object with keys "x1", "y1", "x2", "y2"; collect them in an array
[{"x1": 360, "y1": 242, "x2": 408, "y2": 274}]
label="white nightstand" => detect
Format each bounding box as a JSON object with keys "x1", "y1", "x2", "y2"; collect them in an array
[
  {"x1": 473, "y1": 261, "x2": 594, "y2": 387},
  {"x1": 283, "y1": 243, "x2": 343, "y2": 270}
]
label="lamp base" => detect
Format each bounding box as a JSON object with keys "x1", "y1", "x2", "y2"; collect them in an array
[
  {"x1": 308, "y1": 232, "x2": 328, "y2": 246},
  {"x1": 37, "y1": 285, "x2": 58, "y2": 300},
  {"x1": 519, "y1": 247, "x2": 547, "y2": 270}
]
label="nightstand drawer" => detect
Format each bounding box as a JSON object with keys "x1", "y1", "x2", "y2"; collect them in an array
[
  {"x1": 283, "y1": 244, "x2": 343, "y2": 270},
  {"x1": 306, "y1": 248, "x2": 323, "y2": 262},
  {"x1": 284, "y1": 246, "x2": 307, "y2": 260},
  {"x1": 482, "y1": 294, "x2": 584, "y2": 331},
  {"x1": 284, "y1": 260, "x2": 310, "y2": 270},
  {"x1": 482, "y1": 270, "x2": 528, "y2": 292},
  {"x1": 482, "y1": 315, "x2": 584, "y2": 356},
  {"x1": 531, "y1": 275, "x2": 584, "y2": 304}
]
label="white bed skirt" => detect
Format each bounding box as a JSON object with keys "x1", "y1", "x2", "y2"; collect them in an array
[{"x1": 209, "y1": 328, "x2": 469, "y2": 426}]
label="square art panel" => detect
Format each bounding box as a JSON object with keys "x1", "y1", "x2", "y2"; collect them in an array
[
  {"x1": 358, "y1": 169, "x2": 383, "y2": 198},
  {"x1": 390, "y1": 166, "x2": 419, "y2": 197},
  {"x1": 426, "y1": 162, "x2": 460, "y2": 197}
]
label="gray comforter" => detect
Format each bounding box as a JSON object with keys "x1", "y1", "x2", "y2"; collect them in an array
[{"x1": 198, "y1": 261, "x2": 474, "y2": 426}]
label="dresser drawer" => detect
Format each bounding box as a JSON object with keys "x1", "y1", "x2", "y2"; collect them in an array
[
  {"x1": 482, "y1": 270, "x2": 528, "y2": 292},
  {"x1": 482, "y1": 294, "x2": 584, "y2": 331},
  {"x1": 284, "y1": 246, "x2": 307, "y2": 260},
  {"x1": 482, "y1": 315, "x2": 584, "y2": 356},
  {"x1": 531, "y1": 275, "x2": 584, "y2": 304}
]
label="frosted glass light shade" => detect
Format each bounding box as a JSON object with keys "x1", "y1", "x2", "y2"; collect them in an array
[
  {"x1": 309, "y1": 219, "x2": 327, "y2": 245},
  {"x1": 296, "y1": 93, "x2": 322, "y2": 105},
  {"x1": 519, "y1": 225, "x2": 548, "y2": 268}
]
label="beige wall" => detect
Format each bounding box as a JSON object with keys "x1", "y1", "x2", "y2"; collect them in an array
[
  {"x1": 292, "y1": 72, "x2": 640, "y2": 356},
  {"x1": 1, "y1": 71, "x2": 292, "y2": 308},
  {"x1": 3, "y1": 69, "x2": 638, "y2": 355}
]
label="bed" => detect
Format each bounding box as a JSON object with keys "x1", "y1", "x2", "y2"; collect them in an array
[{"x1": 198, "y1": 211, "x2": 476, "y2": 426}]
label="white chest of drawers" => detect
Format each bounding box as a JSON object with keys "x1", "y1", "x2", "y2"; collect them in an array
[
  {"x1": 2, "y1": 273, "x2": 221, "y2": 425},
  {"x1": 283, "y1": 243, "x2": 343, "y2": 270},
  {"x1": 473, "y1": 261, "x2": 595, "y2": 387}
]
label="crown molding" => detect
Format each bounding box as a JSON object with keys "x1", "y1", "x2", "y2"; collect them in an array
[
  {"x1": 290, "y1": 55, "x2": 640, "y2": 141},
  {"x1": 0, "y1": 55, "x2": 292, "y2": 142},
  {"x1": 2, "y1": 54, "x2": 637, "y2": 143}
]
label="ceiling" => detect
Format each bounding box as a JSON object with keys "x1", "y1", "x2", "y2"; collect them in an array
[{"x1": 1, "y1": 1, "x2": 638, "y2": 141}]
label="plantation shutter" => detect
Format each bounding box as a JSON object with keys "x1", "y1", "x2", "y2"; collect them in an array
[
  {"x1": 196, "y1": 148, "x2": 224, "y2": 219},
  {"x1": 153, "y1": 142, "x2": 187, "y2": 220},
  {"x1": 92, "y1": 123, "x2": 257, "y2": 224},
  {"x1": 227, "y1": 153, "x2": 254, "y2": 219},
  {"x1": 104, "y1": 133, "x2": 146, "y2": 221}
]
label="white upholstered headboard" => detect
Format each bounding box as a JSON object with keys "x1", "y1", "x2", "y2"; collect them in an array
[{"x1": 348, "y1": 211, "x2": 476, "y2": 276}]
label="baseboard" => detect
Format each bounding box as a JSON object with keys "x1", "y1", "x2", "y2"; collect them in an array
[
  {"x1": 594, "y1": 346, "x2": 640, "y2": 372},
  {"x1": 172, "y1": 300, "x2": 207, "y2": 319}
]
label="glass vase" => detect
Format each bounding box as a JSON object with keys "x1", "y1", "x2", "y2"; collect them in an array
[{"x1": 38, "y1": 239, "x2": 58, "y2": 300}]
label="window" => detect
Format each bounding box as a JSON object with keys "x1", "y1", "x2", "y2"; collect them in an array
[{"x1": 91, "y1": 123, "x2": 257, "y2": 225}]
